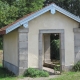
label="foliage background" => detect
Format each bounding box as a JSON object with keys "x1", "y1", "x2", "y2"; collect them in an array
[
  {"x1": 0, "y1": 0, "x2": 44, "y2": 49},
  {"x1": 0, "y1": 0, "x2": 80, "y2": 49}
]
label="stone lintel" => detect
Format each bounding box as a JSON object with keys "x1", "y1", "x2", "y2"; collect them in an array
[{"x1": 39, "y1": 29, "x2": 64, "y2": 34}]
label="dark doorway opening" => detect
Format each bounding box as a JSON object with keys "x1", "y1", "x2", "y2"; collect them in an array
[
  {"x1": 50, "y1": 33, "x2": 60, "y2": 61},
  {"x1": 50, "y1": 33, "x2": 60, "y2": 73},
  {"x1": 43, "y1": 33, "x2": 61, "y2": 74}
]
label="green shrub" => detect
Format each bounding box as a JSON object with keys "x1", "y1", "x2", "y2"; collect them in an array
[
  {"x1": 39, "y1": 70, "x2": 49, "y2": 77},
  {"x1": 54, "y1": 65, "x2": 60, "y2": 71},
  {"x1": 23, "y1": 68, "x2": 49, "y2": 77},
  {"x1": 72, "y1": 61, "x2": 80, "y2": 71}
]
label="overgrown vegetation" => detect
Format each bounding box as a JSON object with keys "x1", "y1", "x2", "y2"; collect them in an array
[
  {"x1": 50, "y1": 61, "x2": 80, "y2": 80},
  {"x1": 23, "y1": 68, "x2": 49, "y2": 77},
  {"x1": 54, "y1": 65, "x2": 60, "y2": 71},
  {"x1": 72, "y1": 61, "x2": 80, "y2": 72}
]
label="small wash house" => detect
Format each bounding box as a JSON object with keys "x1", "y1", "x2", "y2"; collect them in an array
[{"x1": 0, "y1": 4, "x2": 80, "y2": 75}]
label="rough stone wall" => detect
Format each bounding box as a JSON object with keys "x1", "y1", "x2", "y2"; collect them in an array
[{"x1": 0, "y1": 51, "x2": 3, "y2": 64}]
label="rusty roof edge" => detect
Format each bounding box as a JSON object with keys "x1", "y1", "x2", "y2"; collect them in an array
[
  {"x1": 0, "y1": 30, "x2": 6, "y2": 35},
  {"x1": 6, "y1": 4, "x2": 54, "y2": 34}
]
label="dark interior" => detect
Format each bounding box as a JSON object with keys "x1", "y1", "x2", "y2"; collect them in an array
[{"x1": 50, "y1": 33, "x2": 60, "y2": 61}]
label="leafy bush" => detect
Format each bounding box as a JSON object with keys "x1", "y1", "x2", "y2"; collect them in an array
[
  {"x1": 38, "y1": 70, "x2": 49, "y2": 77},
  {"x1": 54, "y1": 65, "x2": 60, "y2": 71},
  {"x1": 72, "y1": 61, "x2": 80, "y2": 71},
  {"x1": 23, "y1": 68, "x2": 49, "y2": 77}
]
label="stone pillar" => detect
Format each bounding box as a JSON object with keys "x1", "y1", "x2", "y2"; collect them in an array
[
  {"x1": 18, "y1": 28, "x2": 29, "y2": 75},
  {"x1": 73, "y1": 28, "x2": 80, "y2": 63},
  {"x1": 60, "y1": 33, "x2": 65, "y2": 71},
  {"x1": 38, "y1": 33, "x2": 43, "y2": 69},
  {"x1": 44, "y1": 34, "x2": 51, "y2": 63}
]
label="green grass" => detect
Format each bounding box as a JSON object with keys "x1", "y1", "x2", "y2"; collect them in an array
[
  {"x1": 50, "y1": 72, "x2": 80, "y2": 80},
  {"x1": 1, "y1": 63, "x2": 80, "y2": 80},
  {"x1": 0, "y1": 64, "x2": 18, "y2": 80}
]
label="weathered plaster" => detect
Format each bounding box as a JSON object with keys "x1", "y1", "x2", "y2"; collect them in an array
[{"x1": 28, "y1": 11, "x2": 79, "y2": 68}]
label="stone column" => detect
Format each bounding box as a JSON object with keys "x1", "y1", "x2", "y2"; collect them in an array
[
  {"x1": 73, "y1": 28, "x2": 80, "y2": 63},
  {"x1": 18, "y1": 28, "x2": 29, "y2": 75},
  {"x1": 44, "y1": 34, "x2": 51, "y2": 63},
  {"x1": 38, "y1": 33, "x2": 43, "y2": 69}
]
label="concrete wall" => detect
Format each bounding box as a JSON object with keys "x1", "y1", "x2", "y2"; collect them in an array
[
  {"x1": 28, "y1": 11, "x2": 79, "y2": 68},
  {"x1": 3, "y1": 29, "x2": 18, "y2": 67}
]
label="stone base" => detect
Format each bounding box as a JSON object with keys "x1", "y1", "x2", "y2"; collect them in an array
[
  {"x1": 62, "y1": 65, "x2": 73, "y2": 71},
  {"x1": 3, "y1": 60, "x2": 19, "y2": 76},
  {"x1": 19, "y1": 68, "x2": 27, "y2": 75}
]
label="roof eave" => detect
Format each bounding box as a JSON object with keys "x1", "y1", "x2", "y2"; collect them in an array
[
  {"x1": 6, "y1": 4, "x2": 56, "y2": 34},
  {"x1": 0, "y1": 30, "x2": 6, "y2": 35}
]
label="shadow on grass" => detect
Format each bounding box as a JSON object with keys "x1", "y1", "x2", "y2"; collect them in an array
[{"x1": 0, "y1": 65, "x2": 16, "y2": 79}]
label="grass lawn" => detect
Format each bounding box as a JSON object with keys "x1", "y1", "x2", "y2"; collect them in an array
[
  {"x1": 0, "y1": 64, "x2": 18, "y2": 80},
  {"x1": 50, "y1": 71, "x2": 80, "y2": 80}
]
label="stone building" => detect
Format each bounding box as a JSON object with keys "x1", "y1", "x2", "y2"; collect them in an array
[{"x1": 0, "y1": 4, "x2": 80, "y2": 75}]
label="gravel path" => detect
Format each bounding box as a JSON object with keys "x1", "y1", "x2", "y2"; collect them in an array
[{"x1": 19, "y1": 75, "x2": 58, "y2": 80}]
